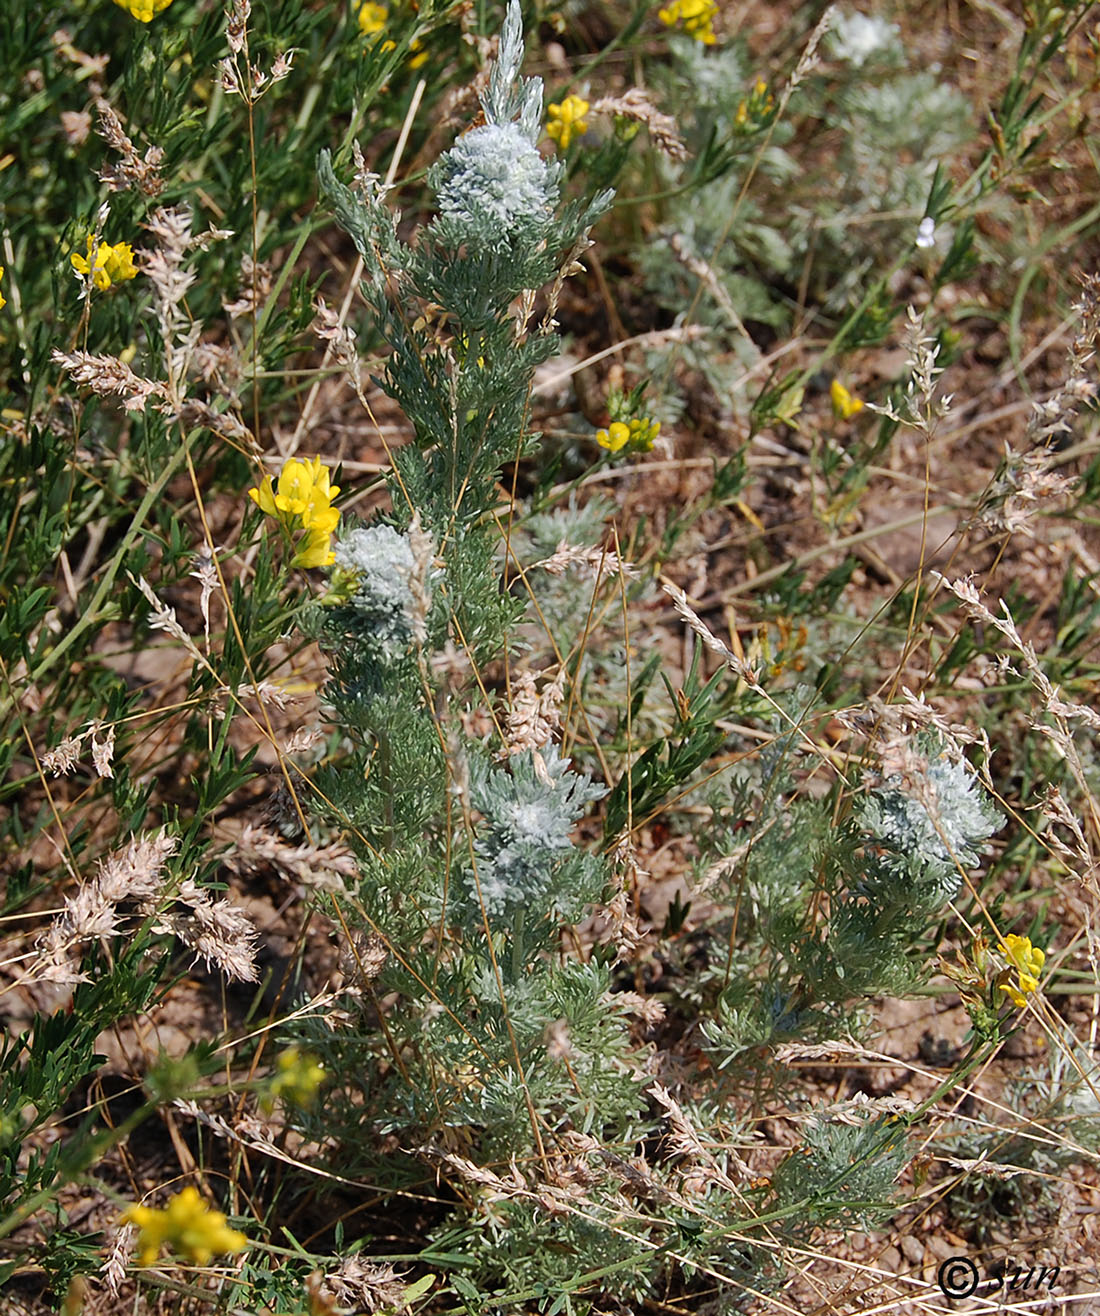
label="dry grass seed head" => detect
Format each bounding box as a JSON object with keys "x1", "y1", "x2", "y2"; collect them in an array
[
  {"x1": 591, "y1": 90, "x2": 687, "y2": 161},
  {"x1": 94, "y1": 96, "x2": 165, "y2": 196},
  {"x1": 155, "y1": 877, "x2": 259, "y2": 983},
  {"x1": 50, "y1": 350, "x2": 168, "y2": 413}
]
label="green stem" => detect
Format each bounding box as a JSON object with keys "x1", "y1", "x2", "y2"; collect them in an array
[
  {"x1": 0, "y1": 429, "x2": 198, "y2": 725},
  {"x1": 511, "y1": 905, "x2": 525, "y2": 983}
]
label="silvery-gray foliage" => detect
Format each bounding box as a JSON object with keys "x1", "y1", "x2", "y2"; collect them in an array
[
  {"x1": 432, "y1": 121, "x2": 559, "y2": 256},
  {"x1": 333, "y1": 524, "x2": 420, "y2": 660},
  {"x1": 428, "y1": 1, "x2": 567, "y2": 258},
  {"x1": 826, "y1": 9, "x2": 901, "y2": 66},
  {"x1": 862, "y1": 749, "x2": 1001, "y2": 869},
  {"x1": 859, "y1": 741, "x2": 1002, "y2": 900},
  {"x1": 468, "y1": 745, "x2": 606, "y2": 920},
  {"x1": 482, "y1": 0, "x2": 542, "y2": 135}
]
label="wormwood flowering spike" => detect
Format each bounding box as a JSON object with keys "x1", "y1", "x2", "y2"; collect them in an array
[
  {"x1": 434, "y1": 122, "x2": 556, "y2": 255},
  {"x1": 112, "y1": 0, "x2": 176, "y2": 20},
  {"x1": 121, "y1": 1187, "x2": 248, "y2": 1266}
]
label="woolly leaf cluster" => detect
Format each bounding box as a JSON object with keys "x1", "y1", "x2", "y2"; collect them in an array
[{"x1": 468, "y1": 745, "x2": 606, "y2": 924}]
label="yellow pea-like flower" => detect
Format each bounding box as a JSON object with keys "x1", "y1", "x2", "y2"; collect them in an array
[
  {"x1": 596, "y1": 415, "x2": 660, "y2": 455},
  {"x1": 263, "y1": 1047, "x2": 326, "y2": 1110},
  {"x1": 358, "y1": 1, "x2": 388, "y2": 36},
  {"x1": 112, "y1": 0, "x2": 176, "y2": 21},
  {"x1": 830, "y1": 379, "x2": 864, "y2": 420},
  {"x1": 106, "y1": 242, "x2": 137, "y2": 284},
  {"x1": 292, "y1": 527, "x2": 337, "y2": 569},
  {"x1": 627, "y1": 416, "x2": 660, "y2": 451},
  {"x1": 121, "y1": 1187, "x2": 248, "y2": 1267},
  {"x1": 71, "y1": 237, "x2": 138, "y2": 292},
  {"x1": 998, "y1": 933, "x2": 1044, "y2": 1009},
  {"x1": 547, "y1": 95, "x2": 590, "y2": 150},
  {"x1": 658, "y1": 0, "x2": 717, "y2": 44},
  {"x1": 596, "y1": 421, "x2": 631, "y2": 453},
  {"x1": 249, "y1": 456, "x2": 341, "y2": 570}
]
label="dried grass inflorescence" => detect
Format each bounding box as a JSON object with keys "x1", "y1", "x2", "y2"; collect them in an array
[
  {"x1": 94, "y1": 97, "x2": 165, "y2": 196},
  {"x1": 33, "y1": 832, "x2": 178, "y2": 985},
  {"x1": 27, "y1": 829, "x2": 261, "y2": 987},
  {"x1": 592, "y1": 90, "x2": 687, "y2": 160},
  {"x1": 977, "y1": 272, "x2": 1100, "y2": 536}
]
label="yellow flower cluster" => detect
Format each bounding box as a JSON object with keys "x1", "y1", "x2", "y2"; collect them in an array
[
  {"x1": 657, "y1": 0, "x2": 717, "y2": 44},
  {"x1": 112, "y1": 0, "x2": 176, "y2": 21},
  {"x1": 263, "y1": 1047, "x2": 326, "y2": 1111},
  {"x1": 249, "y1": 455, "x2": 341, "y2": 568},
  {"x1": 70, "y1": 236, "x2": 138, "y2": 292},
  {"x1": 830, "y1": 379, "x2": 864, "y2": 420},
  {"x1": 734, "y1": 79, "x2": 774, "y2": 129},
  {"x1": 358, "y1": 1, "x2": 389, "y2": 37},
  {"x1": 547, "y1": 95, "x2": 590, "y2": 150},
  {"x1": 358, "y1": 2, "x2": 428, "y2": 66},
  {"x1": 596, "y1": 415, "x2": 661, "y2": 454},
  {"x1": 121, "y1": 1187, "x2": 248, "y2": 1267},
  {"x1": 999, "y1": 933, "x2": 1044, "y2": 1009},
  {"x1": 0, "y1": 266, "x2": 5, "y2": 312}
]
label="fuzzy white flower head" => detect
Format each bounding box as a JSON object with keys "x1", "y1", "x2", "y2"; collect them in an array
[
  {"x1": 915, "y1": 216, "x2": 937, "y2": 249},
  {"x1": 334, "y1": 524, "x2": 421, "y2": 657},
  {"x1": 862, "y1": 748, "x2": 1001, "y2": 873},
  {"x1": 434, "y1": 122, "x2": 556, "y2": 254},
  {"x1": 828, "y1": 10, "x2": 899, "y2": 66}
]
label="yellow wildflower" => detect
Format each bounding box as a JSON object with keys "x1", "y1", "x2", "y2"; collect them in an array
[
  {"x1": 121, "y1": 1187, "x2": 248, "y2": 1267},
  {"x1": 658, "y1": 0, "x2": 717, "y2": 44},
  {"x1": 262, "y1": 1048, "x2": 326, "y2": 1111},
  {"x1": 359, "y1": 1, "x2": 425, "y2": 59},
  {"x1": 734, "y1": 79, "x2": 774, "y2": 130},
  {"x1": 0, "y1": 266, "x2": 5, "y2": 312},
  {"x1": 249, "y1": 456, "x2": 341, "y2": 569},
  {"x1": 596, "y1": 416, "x2": 660, "y2": 454},
  {"x1": 70, "y1": 237, "x2": 138, "y2": 292},
  {"x1": 998, "y1": 934, "x2": 1044, "y2": 1009},
  {"x1": 358, "y1": 1, "x2": 388, "y2": 36},
  {"x1": 597, "y1": 421, "x2": 630, "y2": 453},
  {"x1": 627, "y1": 415, "x2": 660, "y2": 450},
  {"x1": 830, "y1": 379, "x2": 864, "y2": 419},
  {"x1": 292, "y1": 526, "x2": 337, "y2": 569},
  {"x1": 113, "y1": 0, "x2": 176, "y2": 19},
  {"x1": 106, "y1": 242, "x2": 137, "y2": 283},
  {"x1": 547, "y1": 95, "x2": 590, "y2": 150},
  {"x1": 251, "y1": 456, "x2": 340, "y2": 532}
]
